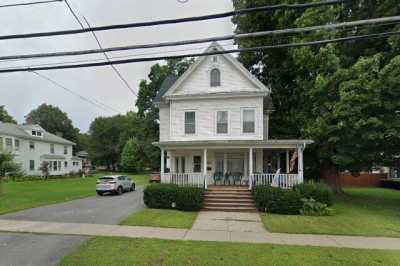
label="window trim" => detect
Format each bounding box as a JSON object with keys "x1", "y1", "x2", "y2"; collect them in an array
[
  {"x1": 29, "y1": 160, "x2": 35, "y2": 171},
  {"x1": 193, "y1": 156, "x2": 202, "y2": 173},
  {"x1": 50, "y1": 144, "x2": 55, "y2": 154},
  {"x1": 64, "y1": 145, "x2": 68, "y2": 155},
  {"x1": 210, "y1": 68, "x2": 221, "y2": 87},
  {"x1": 14, "y1": 139, "x2": 20, "y2": 151},
  {"x1": 29, "y1": 141, "x2": 35, "y2": 150},
  {"x1": 5, "y1": 138, "x2": 12, "y2": 152},
  {"x1": 241, "y1": 107, "x2": 256, "y2": 134},
  {"x1": 215, "y1": 110, "x2": 229, "y2": 135},
  {"x1": 184, "y1": 110, "x2": 196, "y2": 135}
]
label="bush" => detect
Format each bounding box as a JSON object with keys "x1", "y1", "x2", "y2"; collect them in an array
[
  {"x1": 144, "y1": 184, "x2": 178, "y2": 209},
  {"x1": 293, "y1": 182, "x2": 334, "y2": 206},
  {"x1": 252, "y1": 185, "x2": 303, "y2": 215},
  {"x1": 381, "y1": 179, "x2": 400, "y2": 190},
  {"x1": 176, "y1": 187, "x2": 204, "y2": 211},
  {"x1": 143, "y1": 184, "x2": 204, "y2": 211},
  {"x1": 300, "y1": 198, "x2": 333, "y2": 216}
]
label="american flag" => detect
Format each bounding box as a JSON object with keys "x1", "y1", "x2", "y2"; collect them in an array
[{"x1": 289, "y1": 151, "x2": 298, "y2": 173}]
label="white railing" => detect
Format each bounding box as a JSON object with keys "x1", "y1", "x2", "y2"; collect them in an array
[
  {"x1": 251, "y1": 173, "x2": 300, "y2": 189},
  {"x1": 162, "y1": 173, "x2": 205, "y2": 187}
]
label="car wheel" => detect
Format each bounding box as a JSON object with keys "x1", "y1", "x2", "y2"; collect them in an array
[
  {"x1": 117, "y1": 186, "x2": 123, "y2": 195},
  {"x1": 97, "y1": 192, "x2": 103, "y2": 196},
  {"x1": 130, "y1": 184, "x2": 135, "y2": 192}
]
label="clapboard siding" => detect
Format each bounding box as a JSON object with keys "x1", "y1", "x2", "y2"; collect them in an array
[{"x1": 159, "y1": 105, "x2": 170, "y2": 141}]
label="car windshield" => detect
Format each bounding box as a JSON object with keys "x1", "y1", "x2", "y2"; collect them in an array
[{"x1": 98, "y1": 177, "x2": 115, "y2": 181}]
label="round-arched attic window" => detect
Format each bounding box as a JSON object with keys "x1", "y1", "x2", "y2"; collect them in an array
[{"x1": 210, "y1": 68, "x2": 221, "y2": 87}]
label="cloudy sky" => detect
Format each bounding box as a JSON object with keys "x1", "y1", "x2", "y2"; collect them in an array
[{"x1": 0, "y1": 0, "x2": 235, "y2": 132}]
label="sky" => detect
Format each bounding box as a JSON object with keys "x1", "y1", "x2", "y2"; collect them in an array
[{"x1": 0, "y1": 0, "x2": 235, "y2": 132}]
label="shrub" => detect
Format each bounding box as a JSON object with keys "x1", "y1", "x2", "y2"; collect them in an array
[
  {"x1": 176, "y1": 187, "x2": 204, "y2": 211},
  {"x1": 144, "y1": 183, "x2": 178, "y2": 209},
  {"x1": 293, "y1": 182, "x2": 335, "y2": 206},
  {"x1": 381, "y1": 179, "x2": 400, "y2": 190},
  {"x1": 301, "y1": 198, "x2": 333, "y2": 216},
  {"x1": 252, "y1": 185, "x2": 302, "y2": 215},
  {"x1": 143, "y1": 184, "x2": 204, "y2": 211}
]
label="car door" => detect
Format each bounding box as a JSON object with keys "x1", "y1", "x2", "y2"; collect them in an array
[{"x1": 123, "y1": 176, "x2": 130, "y2": 189}]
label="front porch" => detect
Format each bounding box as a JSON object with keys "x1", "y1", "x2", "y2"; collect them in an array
[{"x1": 156, "y1": 140, "x2": 312, "y2": 190}]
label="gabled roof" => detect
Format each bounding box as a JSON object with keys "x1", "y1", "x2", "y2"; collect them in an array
[
  {"x1": 0, "y1": 122, "x2": 75, "y2": 145},
  {"x1": 155, "y1": 42, "x2": 271, "y2": 103}
]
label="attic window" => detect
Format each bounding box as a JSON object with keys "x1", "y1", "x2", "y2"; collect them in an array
[
  {"x1": 212, "y1": 56, "x2": 218, "y2": 63},
  {"x1": 210, "y1": 68, "x2": 221, "y2": 87}
]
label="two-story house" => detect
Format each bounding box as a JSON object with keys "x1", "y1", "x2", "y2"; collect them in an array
[
  {"x1": 154, "y1": 42, "x2": 313, "y2": 189},
  {"x1": 0, "y1": 122, "x2": 82, "y2": 176}
]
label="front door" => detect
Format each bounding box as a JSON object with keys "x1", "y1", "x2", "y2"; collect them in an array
[{"x1": 227, "y1": 153, "x2": 244, "y2": 174}]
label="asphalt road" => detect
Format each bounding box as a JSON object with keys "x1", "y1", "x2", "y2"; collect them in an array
[{"x1": 0, "y1": 187, "x2": 145, "y2": 266}]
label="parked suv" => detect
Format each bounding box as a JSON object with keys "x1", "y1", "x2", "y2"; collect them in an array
[{"x1": 96, "y1": 175, "x2": 135, "y2": 196}]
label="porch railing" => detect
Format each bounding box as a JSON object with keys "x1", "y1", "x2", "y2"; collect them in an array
[
  {"x1": 251, "y1": 173, "x2": 300, "y2": 189},
  {"x1": 162, "y1": 173, "x2": 205, "y2": 188}
]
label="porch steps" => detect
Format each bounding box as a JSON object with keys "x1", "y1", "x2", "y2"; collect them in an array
[{"x1": 203, "y1": 186, "x2": 257, "y2": 212}]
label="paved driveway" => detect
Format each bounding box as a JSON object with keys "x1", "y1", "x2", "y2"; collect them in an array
[{"x1": 0, "y1": 187, "x2": 145, "y2": 266}]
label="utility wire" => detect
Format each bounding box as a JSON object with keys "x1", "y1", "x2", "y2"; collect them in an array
[
  {"x1": 32, "y1": 71, "x2": 122, "y2": 113},
  {"x1": 64, "y1": 0, "x2": 84, "y2": 28},
  {"x1": 1, "y1": 30, "x2": 398, "y2": 73},
  {"x1": 1, "y1": 16, "x2": 399, "y2": 61},
  {"x1": 0, "y1": 0, "x2": 62, "y2": 8},
  {"x1": 0, "y1": 0, "x2": 345, "y2": 41},
  {"x1": 82, "y1": 16, "x2": 137, "y2": 97}
]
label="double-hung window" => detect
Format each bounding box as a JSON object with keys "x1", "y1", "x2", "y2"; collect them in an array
[
  {"x1": 64, "y1": 146, "x2": 68, "y2": 155},
  {"x1": 5, "y1": 138, "x2": 12, "y2": 151},
  {"x1": 50, "y1": 144, "x2": 55, "y2": 154},
  {"x1": 184, "y1": 111, "x2": 196, "y2": 134},
  {"x1": 242, "y1": 109, "x2": 255, "y2": 133},
  {"x1": 0, "y1": 137, "x2": 3, "y2": 150},
  {"x1": 216, "y1": 111, "x2": 228, "y2": 134},
  {"x1": 14, "y1": 139, "x2": 20, "y2": 151},
  {"x1": 193, "y1": 156, "x2": 201, "y2": 173}
]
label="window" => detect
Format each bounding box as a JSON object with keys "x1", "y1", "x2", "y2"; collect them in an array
[
  {"x1": 50, "y1": 144, "x2": 54, "y2": 154},
  {"x1": 210, "y1": 68, "x2": 221, "y2": 87},
  {"x1": 37, "y1": 131, "x2": 42, "y2": 137},
  {"x1": 53, "y1": 161, "x2": 57, "y2": 171},
  {"x1": 58, "y1": 161, "x2": 61, "y2": 170},
  {"x1": 212, "y1": 55, "x2": 218, "y2": 63},
  {"x1": 242, "y1": 109, "x2": 255, "y2": 133},
  {"x1": 0, "y1": 137, "x2": 3, "y2": 150},
  {"x1": 64, "y1": 161, "x2": 68, "y2": 168},
  {"x1": 181, "y1": 157, "x2": 185, "y2": 173},
  {"x1": 75, "y1": 162, "x2": 79, "y2": 167},
  {"x1": 216, "y1": 111, "x2": 228, "y2": 134},
  {"x1": 29, "y1": 141, "x2": 35, "y2": 150},
  {"x1": 193, "y1": 156, "x2": 201, "y2": 173},
  {"x1": 184, "y1": 111, "x2": 196, "y2": 134},
  {"x1": 5, "y1": 138, "x2": 12, "y2": 151},
  {"x1": 175, "y1": 158, "x2": 179, "y2": 173},
  {"x1": 14, "y1": 139, "x2": 20, "y2": 151},
  {"x1": 64, "y1": 146, "x2": 68, "y2": 155},
  {"x1": 32, "y1": 130, "x2": 36, "y2": 136},
  {"x1": 29, "y1": 160, "x2": 35, "y2": 171}
]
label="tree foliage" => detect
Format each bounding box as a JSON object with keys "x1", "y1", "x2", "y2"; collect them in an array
[
  {"x1": 121, "y1": 138, "x2": 141, "y2": 172},
  {"x1": 0, "y1": 106, "x2": 16, "y2": 124},
  {"x1": 232, "y1": 0, "x2": 400, "y2": 190}
]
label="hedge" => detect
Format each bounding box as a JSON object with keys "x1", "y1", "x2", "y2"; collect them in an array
[
  {"x1": 381, "y1": 179, "x2": 400, "y2": 190},
  {"x1": 143, "y1": 183, "x2": 204, "y2": 211},
  {"x1": 293, "y1": 182, "x2": 335, "y2": 206},
  {"x1": 252, "y1": 185, "x2": 303, "y2": 215}
]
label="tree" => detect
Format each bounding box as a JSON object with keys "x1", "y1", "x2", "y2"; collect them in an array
[
  {"x1": 26, "y1": 104, "x2": 79, "y2": 143},
  {"x1": 39, "y1": 161, "x2": 50, "y2": 179},
  {"x1": 0, "y1": 106, "x2": 16, "y2": 124},
  {"x1": 0, "y1": 152, "x2": 24, "y2": 194},
  {"x1": 232, "y1": 0, "x2": 400, "y2": 192},
  {"x1": 121, "y1": 138, "x2": 141, "y2": 172}
]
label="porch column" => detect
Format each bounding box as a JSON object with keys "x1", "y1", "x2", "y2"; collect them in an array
[
  {"x1": 203, "y1": 148, "x2": 208, "y2": 189},
  {"x1": 160, "y1": 148, "x2": 165, "y2": 183},
  {"x1": 249, "y1": 147, "x2": 253, "y2": 189},
  {"x1": 286, "y1": 150, "x2": 290, "y2": 173},
  {"x1": 223, "y1": 152, "x2": 227, "y2": 174},
  {"x1": 297, "y1": 146, "x2": 304, "y2": 183}
]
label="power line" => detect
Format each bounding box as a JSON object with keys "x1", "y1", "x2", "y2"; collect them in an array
[
  {"x1": 0, "y1": 0, "x2": 62, "y2": 8},
  {"x1": 2, "y1": 16, "x2": 399, "y2": 61},
  {"x1": 31, "y1": 71, "x2": 122, "y2": 114},
  {"x1": 1, "y1": 30, "x2": 399, "y2": 73},
  {"x1": 0, "y1": 0, "x2": 345, "y2": 41},
  {"x1": 64, "y1": 0, "x2": 84, "y2": 28}
]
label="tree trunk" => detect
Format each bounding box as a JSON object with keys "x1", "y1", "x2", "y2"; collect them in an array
[{"x1": 321, "y1": 160, "x2": 342, "y2": 193}]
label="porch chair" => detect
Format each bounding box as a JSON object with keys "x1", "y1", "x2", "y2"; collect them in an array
[
  {"x1": 224, "y1": 172, "x2": 231, "y2": 185},
  {"x1": 213, "y1": 172, "x2": 224, "y2": 185},
  {"x1": 232, "y1": 172, "x2": 242, "y2": 185}
]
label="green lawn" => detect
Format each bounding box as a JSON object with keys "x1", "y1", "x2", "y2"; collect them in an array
[
  {"x1": 0, "y1": 173, "x2": 149, "y2": 215},
  {"x1": 262, "y1": 187, "x2": 400, "y2": 237},
  {"x1": 121, "y1": 208, "x2": 198, "y2": 229},
  {"x1": 60, "y1": 236, "x2": 400, "y2": 266}
]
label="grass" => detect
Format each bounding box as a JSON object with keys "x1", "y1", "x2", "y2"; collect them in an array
[
  {"x1": 262, "y1": 187, "x2": 400, "y2": 237},
  {"x1": 60, "y1": 236, "x2": 400, "y2": 266},
  {"x1": 0, "y1": 172, "x2": 149, "y2": 215},
  {"x1": 120, "y1": 208, "x2": 198, "y2": 229}
]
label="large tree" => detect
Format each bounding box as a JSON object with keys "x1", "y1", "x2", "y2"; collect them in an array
[
  {"x1": 0, "y1": 106, "x2": 16, "y2": 124},
  {"x1": 26, "y1": 104, "x2": 79, "y2": 143},
  {"x1": 233, "y1": 0, "x2": 400, "y2": 191}
]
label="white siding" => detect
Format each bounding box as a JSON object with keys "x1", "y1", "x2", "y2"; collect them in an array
[
  {"x1": 159, "y1": 105, "x2": 170, "y2": 141},
  {"x1": 169, "y1": 97, "x2": 264, "y2": 141},
  {"x1": 172, "y1": 54, "x2": 260, "y2": 96}
]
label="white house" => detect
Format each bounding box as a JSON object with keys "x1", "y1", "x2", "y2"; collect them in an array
[
  {"x1": 154, "y1": 42, "x2": 313, "y2": 189},
  {"x1": 0, "y1": 122, "x2": 82, "y2": 176}
]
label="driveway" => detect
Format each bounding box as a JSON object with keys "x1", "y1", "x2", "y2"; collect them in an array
[{"x1": 0, "y1": 187, "x2": 145, "y2": 266}]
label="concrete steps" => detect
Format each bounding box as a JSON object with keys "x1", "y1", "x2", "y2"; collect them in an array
[{"x1": 203, "y1": 186, "x2": 257, "y2": 212}]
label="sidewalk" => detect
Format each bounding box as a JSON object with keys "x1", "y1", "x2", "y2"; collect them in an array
[{"x1": 1, "y1": 213, "x2": 400, "y2": 250}]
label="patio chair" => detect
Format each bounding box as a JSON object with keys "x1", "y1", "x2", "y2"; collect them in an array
[
  {"x1": 213, "y1": 172, "x2": 224, "y2": 185},
  {"x1": 224, "y1": 172, "x2": 231, "y2": 185},
  {"x1": 232, "y1": 172, "x2": 242, "y2": 185}
]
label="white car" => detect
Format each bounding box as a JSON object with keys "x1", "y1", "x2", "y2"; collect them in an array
[{"x1": 96, "y1": 175, "x2": 135, "y2": 196}]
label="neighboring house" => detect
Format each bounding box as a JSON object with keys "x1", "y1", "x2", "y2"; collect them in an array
[
  {"x1": 76, "y1": 150, "x2": 92, "y2": 173},
  {"x1": 153, "y1": 42, "x2": 313, "y2": 189},
  {"x1": 0, "y1": 122, "x2": 82, "y2": 176}
]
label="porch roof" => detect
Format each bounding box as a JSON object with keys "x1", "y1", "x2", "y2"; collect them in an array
[{"x1": 154, "y1": 139, "x2": 313, "y2": 149}]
